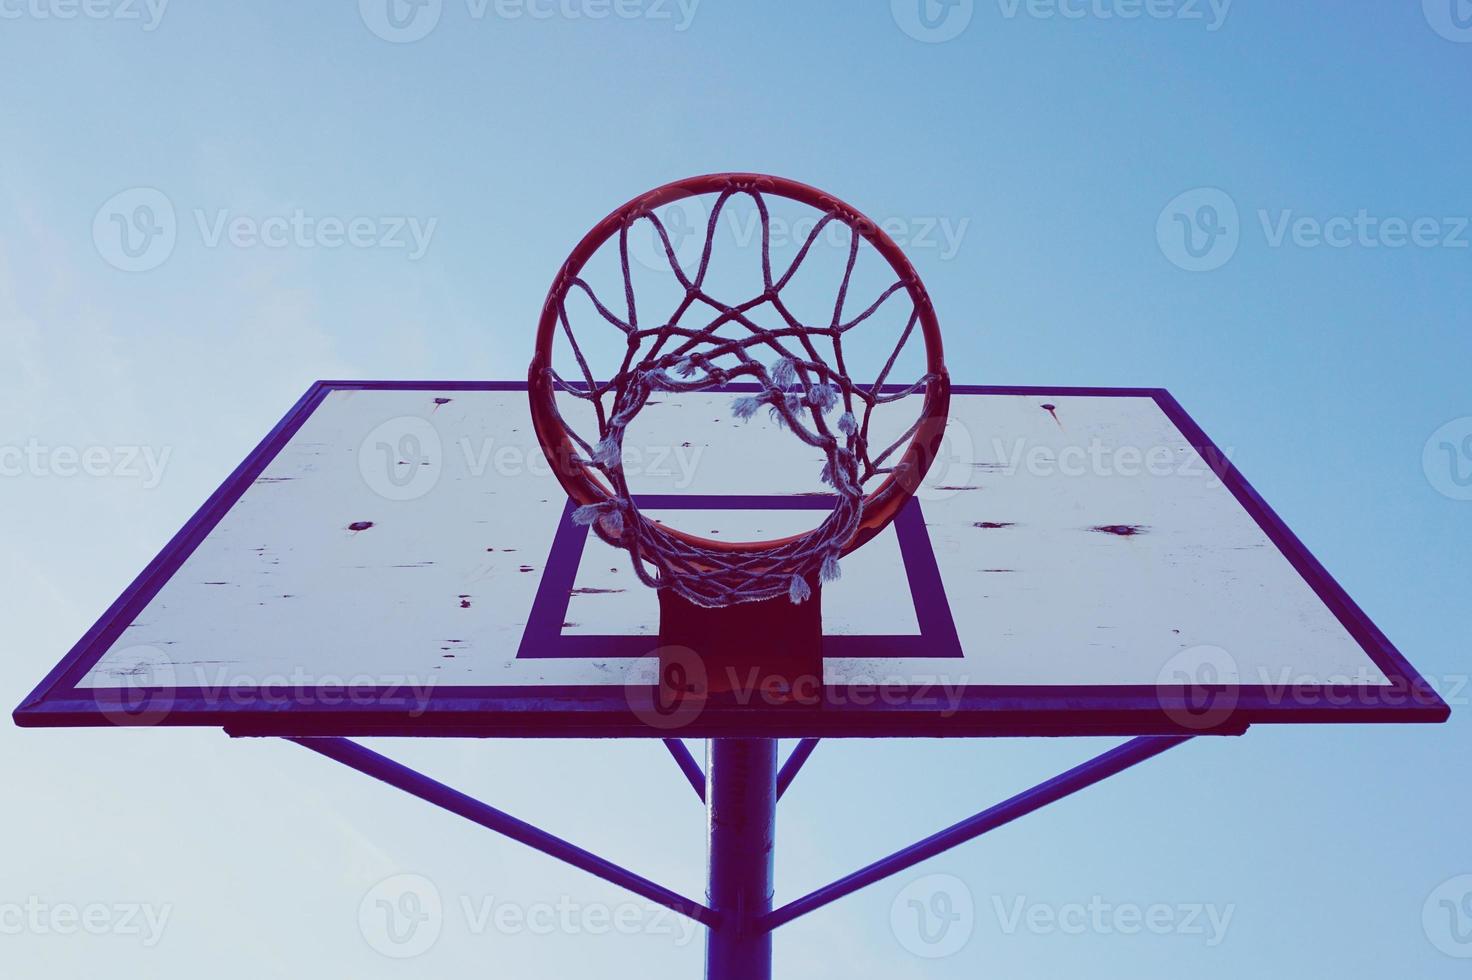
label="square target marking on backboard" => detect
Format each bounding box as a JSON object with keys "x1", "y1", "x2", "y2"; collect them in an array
[{"x1": 514, "y1": 495, "x2": 964, "y2": 661}]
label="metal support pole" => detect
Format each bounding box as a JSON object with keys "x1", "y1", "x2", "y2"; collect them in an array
[{"x1": 705, "y1": 738, "x2": 777, "y2": 980}]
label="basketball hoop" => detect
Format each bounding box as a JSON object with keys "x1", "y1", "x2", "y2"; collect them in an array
[{"x1": 529, "y1": 173, "x2": 951, "y2": 611}]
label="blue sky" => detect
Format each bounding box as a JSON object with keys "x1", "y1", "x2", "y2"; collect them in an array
[{"x1": 3, "y1": 2, "x2": 1470, "y2": 977}]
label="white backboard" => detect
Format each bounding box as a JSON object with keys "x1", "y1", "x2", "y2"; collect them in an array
[{"x1": 15, "y1": 382, "x2": 1447, "y2": 737}]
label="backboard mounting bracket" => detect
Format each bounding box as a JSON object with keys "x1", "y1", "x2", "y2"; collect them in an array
[{"x1": 285, "y1": 732, "x2": 1197, "y2": 979}]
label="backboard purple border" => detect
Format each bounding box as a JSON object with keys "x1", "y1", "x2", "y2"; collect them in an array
[{"x1": 12, "y1": 381, "x2": 1450, "y2": 738}]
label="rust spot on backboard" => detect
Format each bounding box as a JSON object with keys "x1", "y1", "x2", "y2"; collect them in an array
[
  {"x1": 433, "y1": 397, "x2": 452, "y2": 410},
  {"x1": 936, "y1": 485, "x2": 982, "y2": 492},
  {"x1": 1041, "y1": 403, "x2": 1061, "y2": 426},
  {"x1": 571, "y1": 587, "x2": 626, "y2": 595},
  {"x1": 1090, "y1": 524, "x2": 1147, "y2": 537},
  {"x1": 347, "y1": 521, "x2": 374, "y2": 532},
  {"x1": 973, "y1": 521, "x2": 1015, "y2": 529}
]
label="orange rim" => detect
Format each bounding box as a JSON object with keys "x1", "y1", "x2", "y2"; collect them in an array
[{"x1": 528, "y1": 172, "x2": 950, "y2": 558}]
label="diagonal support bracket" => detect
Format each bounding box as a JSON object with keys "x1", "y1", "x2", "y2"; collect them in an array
[
  {"x1": 665, "y1": 737, "x2": 817, "y2": 803},
  {"x1": 663, "y1": 738, "x2": 706, "y2": 802},
  {"x1": 776, "y1": 738, "x2": 819, "y2": 800},
  {"x1": 291, "y1": 737, "x2": 717, "y2": 927},
  {"x1": 760, "y1": 735, "x2": 1193, "y2": 932}
]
